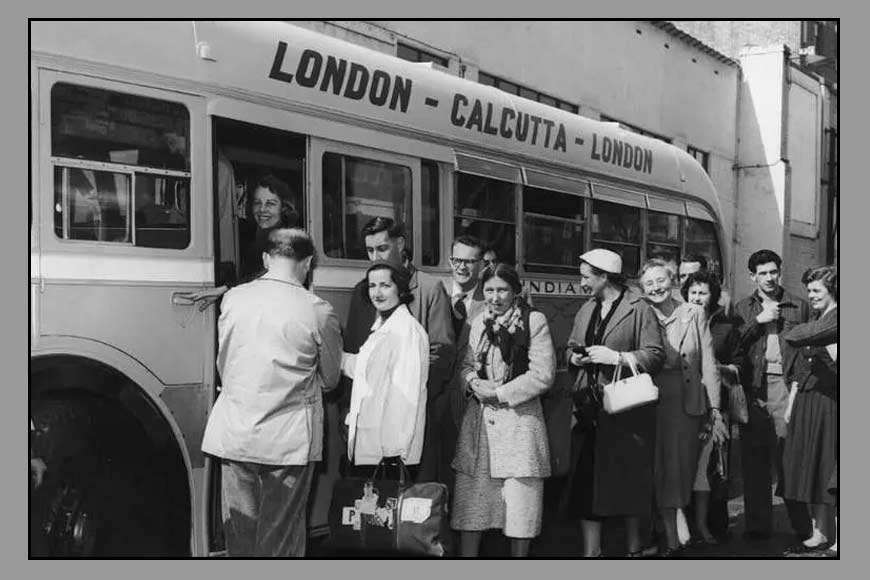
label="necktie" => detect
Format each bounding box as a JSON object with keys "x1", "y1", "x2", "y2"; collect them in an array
[{"x1": 453, "y1": 294, "x2": 467, "y2": 338}]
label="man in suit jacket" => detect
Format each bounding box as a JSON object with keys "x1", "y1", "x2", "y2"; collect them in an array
[
  {"x1": 439, "y1": 234, "x2": 488, "y2": 492},
  {"x1": 340, "y1": 217, "x2": 456, "y2": 482}
]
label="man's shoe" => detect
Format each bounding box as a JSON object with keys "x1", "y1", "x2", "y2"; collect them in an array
[{"x1": 741, "y1": 530, "x2": 772, "y2": 542}]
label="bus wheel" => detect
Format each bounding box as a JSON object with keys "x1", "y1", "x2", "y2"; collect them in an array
[{"x1": 31, "y1": 394, "x2": 177, "y2": 556}]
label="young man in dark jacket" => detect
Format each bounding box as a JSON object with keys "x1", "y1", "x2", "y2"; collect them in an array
[{"x1": 732, "y1": 249, "x2": 812, "y2": 543}]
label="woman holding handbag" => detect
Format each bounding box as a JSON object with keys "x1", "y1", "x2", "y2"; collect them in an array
[
  {"x1": 451, "y1": 263, "x2": 556, "y2": 558},
  {"x1": 565, "y1": 249, "x2": 665, "y2": 558},
  {"x1": 342, "y1": 261, "x2": 430, "y2": 472},
  {"x1": 640, "y1": 259, "x2": 727, "y2": 557},
  {"x1": 682, "y1": 270, "x2": 745, "y2": 545}
]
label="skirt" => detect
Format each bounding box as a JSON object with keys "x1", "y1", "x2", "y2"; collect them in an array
[
  {"x1": 654, "y1": 370, "x2": 702, "y2": 509},
  {"x1": 450, "y1": 406, "x2": 543, "y2": 538},
  {"x1": 568, "y1": 400, "x2": 657, "y2": 518},
  {"x1": 782, "y1": 389, "x2": 838, "y2": 505}
]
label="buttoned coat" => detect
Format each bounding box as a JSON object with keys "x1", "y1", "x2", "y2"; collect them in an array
[
  {"x1": 658, "y1": 302, "x2": 722, "y2": 415},
  {"x1": 566, "y1": 292, "x2": 666, "y2": 387},
  {"x1": 452, "y1": 310, "x2": 556, "y2": 479}
]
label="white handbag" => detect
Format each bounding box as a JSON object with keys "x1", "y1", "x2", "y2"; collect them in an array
[{"x1": 602, "y1": 354, "x2": 659, "y2": 414}]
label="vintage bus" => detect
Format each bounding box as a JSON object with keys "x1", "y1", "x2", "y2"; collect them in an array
[{"x1": 30, "y1": 21, "x2": 726, "y2": 556}]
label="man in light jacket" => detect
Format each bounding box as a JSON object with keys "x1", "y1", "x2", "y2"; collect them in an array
[{"x1": 201, "y1": 228, "x2": 342, "y2": 557}]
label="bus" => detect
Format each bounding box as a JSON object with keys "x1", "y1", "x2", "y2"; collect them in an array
[{"x1": 29, "y1": 21, "x2": 727, "y2": 556}]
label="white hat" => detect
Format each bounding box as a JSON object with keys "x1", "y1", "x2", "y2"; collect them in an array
[{"x1": 580, "y1": 248, "x2": 622, "y2": 274}]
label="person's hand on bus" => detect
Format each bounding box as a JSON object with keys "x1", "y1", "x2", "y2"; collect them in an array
[{"x1": 181, "y1": 286, "x2": 229, "y2": 311}]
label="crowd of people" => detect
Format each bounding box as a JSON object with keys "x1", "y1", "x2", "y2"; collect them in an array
[{"x1": 181, "y1": 203, "x2": 837, "y2": 558}]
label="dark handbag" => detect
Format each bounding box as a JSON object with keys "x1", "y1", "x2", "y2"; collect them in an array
[
  {"x1": 707, "y1": 439, "x2": 730, "y2": 501},
  {"x1": 328, "y1": 459, "x2": 451, "y2": 557}
]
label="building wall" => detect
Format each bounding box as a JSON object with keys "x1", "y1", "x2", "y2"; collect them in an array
[{"x1": 672, "y1": 21, "x2": 802, "y2": 61}]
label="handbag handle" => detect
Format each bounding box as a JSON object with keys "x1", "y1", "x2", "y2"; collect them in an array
[
  {"x1": 610, "y1": 353, "x2": 640, "y2": 385},
  {"x1": 369, "y1": 457, "x2": 410, "y2": 487}
]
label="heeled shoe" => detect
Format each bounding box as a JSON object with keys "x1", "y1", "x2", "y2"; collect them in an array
[{"x1": 627, "y1": 544, "x2": 658, "y2": 558}]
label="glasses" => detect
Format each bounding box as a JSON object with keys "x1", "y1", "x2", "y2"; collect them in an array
[{"x1": 450, "y1": 257, "x2": 481, "y2": 268}]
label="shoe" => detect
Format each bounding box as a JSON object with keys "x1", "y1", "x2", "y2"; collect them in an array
[
  {"x1": 660, "y1": 545, "x2": 685, "y2": 558},
  {"x1": 687, "y1": 536, "x2": 718, "y2": 548},
  {"x1": 627, "y1": 545, "x2": 657, "y2": 558},
  {"x1": 784, "y1": 541, "x2": 831, "y2": 556},
  {"x1": 741, "y1": 530, "x2": 772, "y2": 542}
]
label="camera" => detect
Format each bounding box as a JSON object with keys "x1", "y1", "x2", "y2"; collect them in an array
[{"x1": 571, "y1": 345, "x2": 588, "y2": 357}]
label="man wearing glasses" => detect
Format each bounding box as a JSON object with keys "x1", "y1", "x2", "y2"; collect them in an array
[
  {"x1": 440, "y1": 235, "x2": 489, "y2": 492},
  {"x1": 340, "y1": 217, "x2": 455, "y2": 484}
]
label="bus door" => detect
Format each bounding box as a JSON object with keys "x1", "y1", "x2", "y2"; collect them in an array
[{"x1": 207, "y1": 113, "x2": 309, "y2": 552}]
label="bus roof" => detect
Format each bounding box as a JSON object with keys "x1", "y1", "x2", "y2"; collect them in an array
[{"x1": 31, "y1": 20, "x2": 722, "y2": 222}]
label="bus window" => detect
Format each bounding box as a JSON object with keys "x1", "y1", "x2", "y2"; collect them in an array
[
  {"x1": 454, "y1": 173, "x2": 516, "y2": 265},
  {"x1": 421, "y1": 161, "x2": 440, "y2": 266},
  {"x1": 51, "y1": 83, "x2": 191, "y2": 249},
  {"x1": 591, "y1": 199, "x2": 641, "y2": 276},
  {"x1": 523, "y1": 186, "x2": 585, "y2": 274},
  {"x1": 322, "y1": 152, "x2": 412, "y2": 260},
  {"x1": 53, "y1": 166, "x2": 131, "y2": 243},
  {"x1": 646, "y1": 210, "x2": 683, "y2": 267},
  {"x1": 685, "y1": 218, "x2": 722, "y2": 277}
]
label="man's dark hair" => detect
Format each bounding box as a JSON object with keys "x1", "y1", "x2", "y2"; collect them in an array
[
  {"x1": 802, "y1": 265, "x2": 838, "y2": 302},
  {"x1": 361, "y1": 216, "x2": 405, "y2": 239},
  {"x1": 681, "y1": 254, "x2": 709, "y2": 272},
  {"x1": 265, "y1": 228, "x2": 315, "y2": 262},
  {"x1": 452, "y1": 234, "x2": 485, "y2": 256},
  {"x1": 747, "y1": 249, "x2": 782, "y2": 273},
  {"x1": 681, "y1": 270, "x2": 722, "y2": 310}
]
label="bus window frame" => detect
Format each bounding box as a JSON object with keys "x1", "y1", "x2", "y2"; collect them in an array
[
  {"x1": 38, "y1": 70, "x2": 207, "y2": 259},
  {"x1": 309, "y1": 137, "x2": 422, "y2": 267}
]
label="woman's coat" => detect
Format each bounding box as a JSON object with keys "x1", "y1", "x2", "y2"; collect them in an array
[
  {"x1": 345, "y1": 305, "x2": 430, "y2": 465},
  {"x1": 453, "y1": 310, "x2": 556, "y2": 479}
]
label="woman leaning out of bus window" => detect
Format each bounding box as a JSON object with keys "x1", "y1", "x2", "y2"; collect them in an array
[
  {"x1": 640, "y1": 259, "x2": 727, "y2": 557},
  {"x1": 184, "y1": 174, "x2": 300, "y2": 308},
  {"x1": 682, "y1": 270, "x2": 744, "y2": 546},
  {"x1": 451, "y1": 263, "x2": 556, "y2": 558},
  {"x1": 565, "y1": 249, "x2": 665, "y2": 558},
  {"x1": 341, "y1": 261, "x2": 430, "y2": 476}
]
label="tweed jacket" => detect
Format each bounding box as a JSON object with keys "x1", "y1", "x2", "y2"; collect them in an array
[
  {"x1": 655, "y1": 302, "x2": 722, "y2": 415},
  {"x1": 566, "y1": 291, "x2": 666, "y2": 390},
  {"x1": 733, "y1": 288, "x2": 810, "y2": 398},
  {"x1": 453, "y1": 310, "x2": 556, "y2": 478}
]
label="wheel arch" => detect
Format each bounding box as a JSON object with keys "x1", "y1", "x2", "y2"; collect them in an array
[{"x1": 30, "y1": 336, "x2": 202, "y2": 555}]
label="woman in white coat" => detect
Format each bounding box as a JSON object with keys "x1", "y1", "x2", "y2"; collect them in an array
[
  {"x1": 451, "y1": 263, "x2": 556, "y2": 557},
  {"x1": 342, "y1": 261, "x2": 430, "y2": 473}
]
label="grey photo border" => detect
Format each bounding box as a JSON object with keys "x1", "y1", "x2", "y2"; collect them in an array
[{"x1": 6, "y1": 2, "x2": 855, "y2": 578}]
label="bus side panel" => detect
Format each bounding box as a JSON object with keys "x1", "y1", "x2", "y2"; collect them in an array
[{"x1": 39, "y1": 280, "x2": 209, "y2": 386}]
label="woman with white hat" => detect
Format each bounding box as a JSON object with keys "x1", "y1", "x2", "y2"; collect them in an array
[{"x1": 565, "y1": 248, "x2": 666, "y2": 557}]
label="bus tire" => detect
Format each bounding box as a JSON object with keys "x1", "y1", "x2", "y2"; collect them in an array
[{"x1": 31, "y1": 392, "x2": 180, "y2": 556}]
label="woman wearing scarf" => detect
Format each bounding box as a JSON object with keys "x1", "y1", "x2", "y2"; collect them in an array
[{"x1": 451, "y1": 264, "x2": 556, "y2": 558}]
